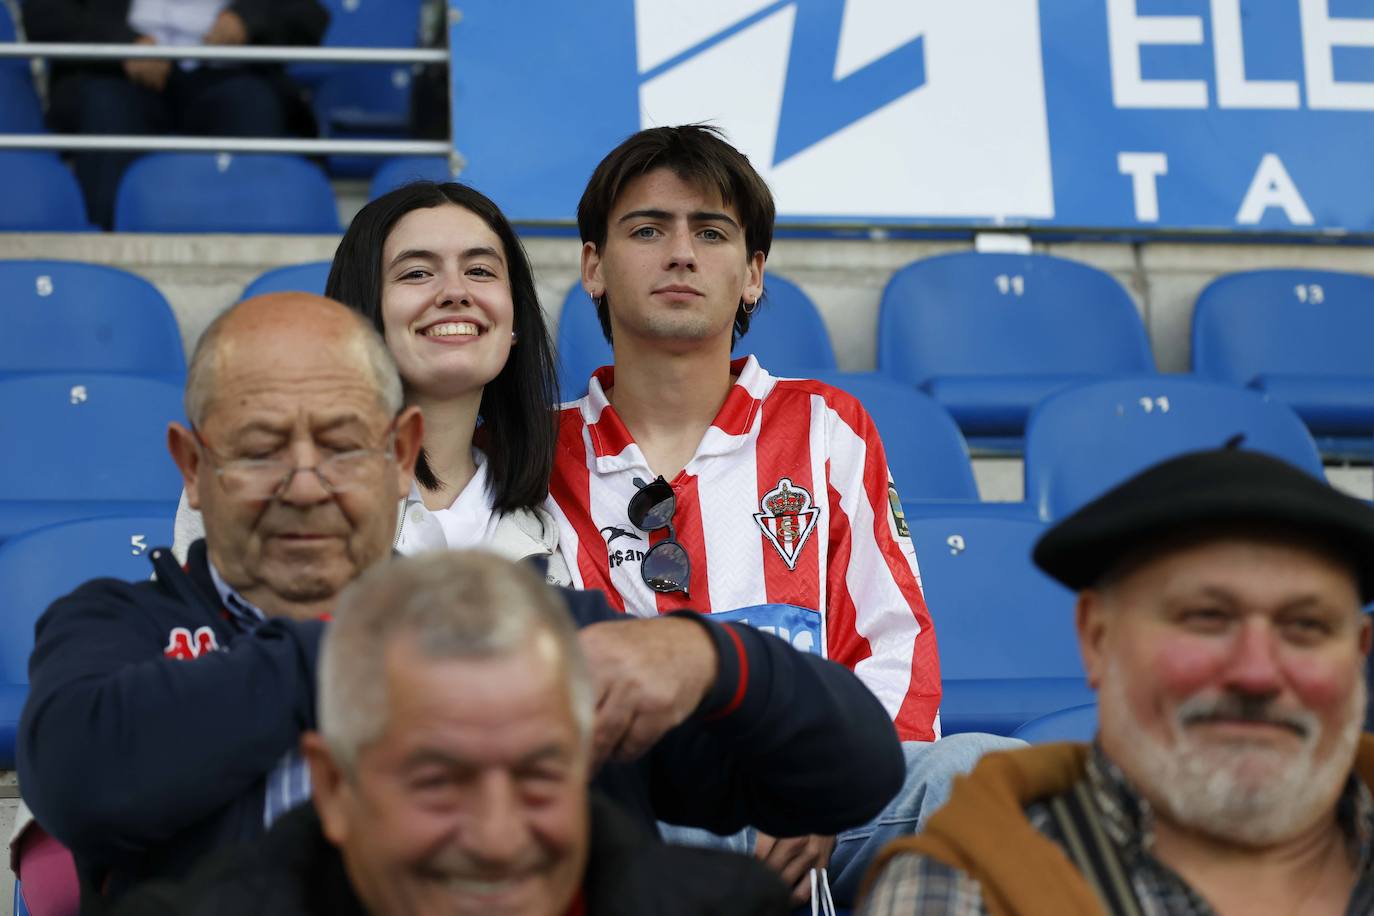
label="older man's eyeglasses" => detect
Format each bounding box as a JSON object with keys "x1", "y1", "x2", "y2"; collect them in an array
[
  {"x1": 193, "y1": 421, "x2": 397, "y2": 501},
  {"x1": 627, "y1": 475, "x2": 691, "y2": 596}
]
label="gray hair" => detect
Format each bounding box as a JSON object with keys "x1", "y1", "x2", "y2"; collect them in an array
[
  {"x1": 184, "y1": 299, "x2": 403, "y2": 426},
  {"x1": 318, "y1": 550, "x2": 595, "y2": 770}
]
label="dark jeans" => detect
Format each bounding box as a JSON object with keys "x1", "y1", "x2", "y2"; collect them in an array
[{"x1": 49, "y1": 68, "x2": 293, "y2": 229}]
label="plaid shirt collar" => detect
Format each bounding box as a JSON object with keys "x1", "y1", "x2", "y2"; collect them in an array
[{"x1": 1087, "y1": 742, "x2": 1374, "y2": 873}]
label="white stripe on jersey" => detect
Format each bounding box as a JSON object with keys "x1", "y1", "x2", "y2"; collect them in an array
[
  {"x1": 827, "y1": 404, "x2": 922, "y2": 724},
  {"x1": 696, "y1": 411, "x2": 770, "y2": 613}
]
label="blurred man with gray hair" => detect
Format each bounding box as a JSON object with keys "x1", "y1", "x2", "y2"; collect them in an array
[{"x1": 120, "y1": 551, "x2": 793, "y2": 915}]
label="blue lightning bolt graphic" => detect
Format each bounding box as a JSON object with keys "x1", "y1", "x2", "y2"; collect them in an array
[{"x1": 772, "y1": 0, "x2": 926, "y2": 167}]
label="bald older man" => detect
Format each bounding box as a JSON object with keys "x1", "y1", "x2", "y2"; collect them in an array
[{"x1": 18, "y1": 293, "x2": 425, "y2": 905}]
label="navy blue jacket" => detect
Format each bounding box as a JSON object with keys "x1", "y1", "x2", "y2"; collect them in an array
[{"x1": 20, "y1": 540, "x2": 904, "y2": 904}]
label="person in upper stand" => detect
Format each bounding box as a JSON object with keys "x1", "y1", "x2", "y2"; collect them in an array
[{"x1": 23, "y1": 0, "x2": 327, "y2": 229}]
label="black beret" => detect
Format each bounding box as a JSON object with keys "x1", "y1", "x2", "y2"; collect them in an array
[{"x1": 1033, "y1": 448, "x2": 1374, "y2": 602}]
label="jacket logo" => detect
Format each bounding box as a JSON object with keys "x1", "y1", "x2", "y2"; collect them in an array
[
  {"x1": 754, "y1": 477, "x2": 819, "y2": 571},
  {"x1": 164, "y1": 626, "x2": 219, "y2": 660}
]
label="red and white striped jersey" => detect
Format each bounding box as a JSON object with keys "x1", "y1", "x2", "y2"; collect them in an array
[{"x1": 548, "y1": 356, "x2": 942, "y2": 741}]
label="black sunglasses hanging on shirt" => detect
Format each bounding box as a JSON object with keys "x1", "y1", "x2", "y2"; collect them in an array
[{"x1": 627, "y1": 476, "x2": 692, "y2": 596}]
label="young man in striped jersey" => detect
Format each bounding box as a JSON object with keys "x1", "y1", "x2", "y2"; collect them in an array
[{"x1": 547, "y1": 124, "x2": 1019, "y2": 906}]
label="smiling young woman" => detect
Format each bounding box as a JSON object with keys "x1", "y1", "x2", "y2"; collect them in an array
[{"x1": 173, "y1": 181, "x2": 568, "y2": 581}]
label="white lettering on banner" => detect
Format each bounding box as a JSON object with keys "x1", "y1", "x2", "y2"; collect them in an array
[
  {"x1": 1118, "y1": 152, "x2": 1169, "y2": 222},
  {"x1": 1107, "y1": 0, "x2": 1207, "y2": 108},
  {"x1": 1300, "y1": 0, "x2": 1374, "y2": 111},
  {"x1": 1236, "y1": 153, "x2": 1315, "y2": 225},
  {"x1": 1212, "y1": 0, "x2": 1300, "y2": 108}
]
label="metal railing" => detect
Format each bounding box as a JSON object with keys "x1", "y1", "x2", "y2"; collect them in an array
[
  {"x1": 0, "y1": 42, "x2": 455, "y2": 163},
  {"x1": 0, "y1": 43, "x2": 447, "y2": 64}
]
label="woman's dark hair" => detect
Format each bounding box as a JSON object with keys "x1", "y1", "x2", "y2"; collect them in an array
[{"x1": 325, "y1": 181, "x2": 558, "y2": 511}]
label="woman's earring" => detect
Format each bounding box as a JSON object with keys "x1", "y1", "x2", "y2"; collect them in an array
[
  {"x1": 511, "y1": 329, "x2": 519, "y2": 343},
  {"x1": 742, "y1": 297, "x2": 759, "y2": 315}
]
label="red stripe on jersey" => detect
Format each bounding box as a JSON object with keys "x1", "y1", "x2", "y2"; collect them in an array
[
  {"x1": 586, "y1": 402, "x2": 636, "y2": 459},
  {"x1": 652, "y1": 473, "x2": 711, "y2": 614},
  {"x1": 838, "y1": 396, "x2": 941, "y2": 741},
  {"x1": 551, "y1": 407, "x2": 625, "y2": 613},
  {"x1": 754, "y1": 389, "x2": 821, "y2": 607},
  {"x1": 824, "y1": 474, "x2": 873, "y2": 671},
  {"x1": 715, "y1": 358, "x2": 762, "y2": 436}
]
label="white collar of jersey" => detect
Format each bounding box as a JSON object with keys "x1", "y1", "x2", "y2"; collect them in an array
[{"x1": 579, "y1": 355, "x2": 777, "y2": 474}]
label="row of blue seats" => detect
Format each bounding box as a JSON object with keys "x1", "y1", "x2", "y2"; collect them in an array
[
  {"x1": 0, "y1": 364, "x2": 1328, "y2": 550},
  {"x1": 1, "y1": 151, "x2": 449, "y2": 233},
  {"x1": 3, "y1": 254, "x2": 1371, "y2": 453},
  {"x1": 0, "y1": 0, "x2": 426, "y2": 180}
]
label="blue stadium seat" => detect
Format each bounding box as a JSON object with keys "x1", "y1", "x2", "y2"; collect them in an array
[
  {"x1": 0, "y1": 260, "x2": 183, "y2": 378},
  {"x1": 733, "y1": 274, "x2": 837, "y2": 374},
  {"x1": 1192, "y1": 269, "x2": 1374, "y2": 444},
  {"x1": 555, "y1": 285, "x2": 609, "y2": 400},
  {"x1": 0, "y1": 6, "x2": 45, "y2": 135},
  {"x1": 369, "y1": 155, "x2": 452, "y2": 199},
  {"x1": 1024, "y1": 375, "x2": 1324, "y2": 522},
  {"x1": 1010, "y1": 703, "x2": 1098, "y2": 744},
  {"x1": 114, "y1": 153, "x2": 340, "y2": 233},
  {"x1": 877, "y1": 252, "x2": 1155, "y2": 442},
  {"x1": 0, "y1": 514, "x2": 173, "y2": 767},
  {"x1": 556, "y1": 274, "x2": 837, "y2": 399},
  {"x1": 806, "y1": 371, "x2": 978, "y2": 502},
  {"x1": 313, "y1": 66, "x2": 414, "y2": 178},
  {"x1": 909, "y1": 515, "x2": 1089, "y2": 736},
  {"x1": 0, "y1": 68, "x2": 45, "y2": 134},
  {"x1": 241, "y1": 261, "x2": 332, "y2": 299},
  {"x1": 289, "y1": 0, "x2": 422, "y2": 88},
  {"x1": 0, "y1": 153, "x2": 91, "y2": 231},
  {"x1": 0, "y1": 374, "x2": 184, "y2": 542}
]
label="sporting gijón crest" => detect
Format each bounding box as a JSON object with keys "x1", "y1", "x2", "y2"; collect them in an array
[
  {"x1": 164, "y1": 626, "x2": 219, "y2": 660},
  {"x1": 754, "y1": 477, "x2": 819, "y2": 570}
]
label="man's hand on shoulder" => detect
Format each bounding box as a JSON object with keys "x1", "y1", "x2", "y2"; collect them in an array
[{"x1": 579, "y1": 616, "x2": 718, "y2": 765}]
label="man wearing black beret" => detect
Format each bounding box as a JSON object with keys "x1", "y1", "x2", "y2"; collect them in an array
[{"x1": 861, "y1": 447, "x2": 1374, "y2": 915}]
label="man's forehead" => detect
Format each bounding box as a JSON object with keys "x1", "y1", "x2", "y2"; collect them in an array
[
  {"x1": 204, "y1": 381, "x2": 386, "y2": 433},
  {"x1": 1106, "y1": 529, "x2": 1362, "y2": 606},
  {"x1": 612, "y1": 168, "x2": 737, "y2": 218}
]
